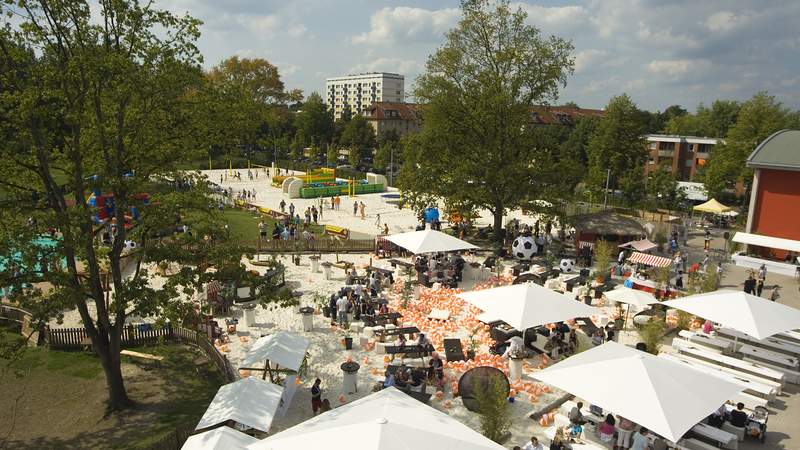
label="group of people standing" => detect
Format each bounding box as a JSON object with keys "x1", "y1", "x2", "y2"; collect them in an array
[{"x1": 744, "y1": 264, "x2": 781, "y2": 301}]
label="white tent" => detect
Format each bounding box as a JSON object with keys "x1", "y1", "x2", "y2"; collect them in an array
[
  {"x1": 196, "y1": 377, "x2": 284, "y2": 433},
  {"x1": 663, "y1": 290, "x2": 800, "y2": 340},
  {"x1": 384, "y1": 229, "x2": 478, "y2": 254},
  {"x1": 241, "y1": 331, "x2": 310, "y2": 372},
  {"x1": 247, "y1": 387, "x2": 505, "y2": 450},
  {"x1": 619, "y1": 238, "x2": 658, "y2": 253},
  {"x1": 604, "y1": 287, "x2": 657, "y2": 309},
  {"x1": 182, "y1": 427, "x2": 259, "y2": 450},
  {"x1": 533, "y1": 341, "x2": 743, "y2": 442},
  {"x1": 457, "y1": 282, "x2": 599, "y2": 331}
]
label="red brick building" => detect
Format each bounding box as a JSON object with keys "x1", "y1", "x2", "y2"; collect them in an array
[
  {"x1": 644, "y1": 135, "x2": 723, "y2": 182},
  {"x1": 734, "y1": 130, "x2": 800, "y2": 276}
]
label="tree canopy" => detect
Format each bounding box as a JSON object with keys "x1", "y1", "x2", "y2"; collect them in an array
[{"x1": 398, "y1": 0, "x2": 574, "y2": 245}]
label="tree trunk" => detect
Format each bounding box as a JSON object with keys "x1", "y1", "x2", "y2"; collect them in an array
[
  {"x1": 95, "y1": 328, "x2": 132, "y2": 411},
  {"x1": 492, "y1": 205, "x2": 505, "y2": 253}
]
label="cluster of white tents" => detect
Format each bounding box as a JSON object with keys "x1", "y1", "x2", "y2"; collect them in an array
[{"x1": 183, "y1": 230, "x2": 800, "y2": 449}]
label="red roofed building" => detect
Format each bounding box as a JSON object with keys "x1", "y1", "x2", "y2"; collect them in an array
[
  {"x1": 363, "y1": 102, "x2": 423, "y2": 139},
  {"x1": 528, "y1": 105, "x2": 605, "y2": 125}
]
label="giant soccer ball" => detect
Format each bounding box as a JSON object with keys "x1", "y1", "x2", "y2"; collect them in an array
[
  {"x1": 559, "y1": 259, "x2": 575, "y2": 273},
  {"x1": 123, "y1": 240, "x2": 137, "y2": 251},
  {"x1": 512, "y1": 236, "x2": 538, "y2": 260}
]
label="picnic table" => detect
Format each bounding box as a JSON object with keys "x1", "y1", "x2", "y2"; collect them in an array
[
  {"x1": 374, "y1": 326, "x2": 420, "y2": 341},
  {"x1": 384, "y1": 344, "x2": 435, "y2": 361},
  {"x1": 672, "y1": 339, "x2": 786, "y2": 386},
  {"x1": 367, "y1": 266, "x2": 395, "y2": 276},
  {"x1": 443, "y1": 338, "x2": 466, "y2": 362},
  {"x1": 387, "y1": 259, "x2": 414, "y2": 270},
  {"x1": 717, "y1": 327, "x2": 800, "y2": 357},
  {"x1": 363, "y1": 312, "x2": 402, "y2": 327},
  {"x1": 738, "y1": 343, "x2": 799, "y2": 370}
]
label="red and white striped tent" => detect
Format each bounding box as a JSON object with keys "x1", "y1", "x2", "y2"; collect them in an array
[{"x1": 628, "y1": 251, "x2": 673, "y2": 268}]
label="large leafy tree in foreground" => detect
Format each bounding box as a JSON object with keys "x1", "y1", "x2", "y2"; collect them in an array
[
  {"x1": 398, "y1": 0, "x2": 573, "y2": 245},
  {"x1": 0, "y1": 0, "x2": 288, "y2": 412}
]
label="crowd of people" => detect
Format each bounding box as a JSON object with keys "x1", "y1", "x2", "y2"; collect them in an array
[{"x1": 412, "y1": 252, "x2": 466, "y2": 288}]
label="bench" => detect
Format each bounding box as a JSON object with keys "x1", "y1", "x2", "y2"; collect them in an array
[
  {"x1": 738, "y1": 343, "x2": 799, "y2": 370},
  {"x1": 668, "y1": 351, "x2": 782, "y2": 397},
  {"x1": 387, "y1": 259, "x2": 414, "y2": 270},
  {"x1": 385, "y1": 344, "x2": 434, "y2": 360},
  {"x1": 717, "y1": 327, "x2": 800, "y2": 357},
  {"x1": 121, "y1": 350, "x2": 164, "y2": 364},
  {"x1": 677, "y1": 437, "x2": 722, "y2": 450},
  {"x1": 374, "y1": 326, "x2": 420, "y2": 340},
  {"x1": 367, "y1": 266, "x2": 395, "y2": 276},
  {"x1": 659, "y1": 353, "x2": 773, "y2": 405},
  {"x1": 324, "y1": 224, "x2": 350, "y2": 239},
  {"x1": 678, "y1": 330, "x2": 734, "y2": 354},
  {"x1": 330, "y1": 261, "x2": 354, "y2": 271},
  {"x1": 672, "y1": 339, "x2": 786, "y2": 387}
]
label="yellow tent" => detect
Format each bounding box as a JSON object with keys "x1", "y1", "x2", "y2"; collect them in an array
[{"x1": 693, "y1": 198, "x2": 732, "y2": 214}]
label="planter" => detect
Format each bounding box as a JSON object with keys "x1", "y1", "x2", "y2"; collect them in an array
[
  {"x1": 595, "y1": 275, "x2": 605, "y2": 284},
  {"x1": 300, "y1": 307, "x2": 315, "y2": 332},
  {"x1": 509, "y1": 357, "x2": 524, "y2": 381},
  {"x1": 322, "y1": 306, "x2": 331, "y2": 318},
  {"x1": 343, "y1": 337, "x2": 353, "y2": 350},
  {"x1": 466, "y1": 350, "x2": 476, "y2": 360}
]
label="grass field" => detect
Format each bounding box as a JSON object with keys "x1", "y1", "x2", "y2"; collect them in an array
[
  {"x1": 0, "y1": 327, "x2": 224, "y2": 449},
  {"x1": 221, "y1": 207, "x2": 325, "y2": 242}
]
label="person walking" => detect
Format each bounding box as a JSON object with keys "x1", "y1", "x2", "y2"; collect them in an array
[
  {"x1": 353, "y1": 200, "x2": 358, "y2": 216},
  {"x1": 375, "y1": 213, "x2": 381, "y2": 229},
  {"x1": 758, "y1": 263, "x2": 767, "y2": 282},
  {"x1": 311, "y1": 378, "x2": 323, "y2": 415},
  {"x1": 770, "y1": 285, "x2": 781, "y2": 302},
  {"x1": 258, "y1": 220, "x2": 267, "y2": 240},
  {"x1": 383, "y1": 223, "x2": 389, "y2": 235},
  {"x1": 360, "y1": 202, "x2": 366, "y2": 220},
  {"x1": 289, "y1": 202, "x2": 295, "y2": 216},
  {"x1": 756, "y1": 277, "x2": 765, "y2": 297},
  {"x1": 279, "y1": 199, "x2": 286, "y2": 213},
  {"x1": 312, "y1": 206, "x2": 318, "y2": 224}
]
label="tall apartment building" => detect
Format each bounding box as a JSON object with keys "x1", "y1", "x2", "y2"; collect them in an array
[
  {"x1": 644, "y1": 134, "x2": 723, "y2": 181},
  {"x1": 325, "y1": 72, "x2": 404, "y2": 120}
]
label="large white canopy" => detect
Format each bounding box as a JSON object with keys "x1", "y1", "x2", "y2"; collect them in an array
[
  {"x1": 196, "y1": 377, "x2": 284, "y2": 433},
  {"x1": 663, "y1": 290, "x2": 800, "y2": 340},
  {"x1": 533, "y1": 341, "x2": 743, "y2": 442},
  {"x1": 457, "y1": 282, "x2": 599, "y2": 331},
  {"x1": 248, "y1": 387, "x2": 505, "y2": 450},
  {"x1": 384, "y1": 229, "x2": 478, "y2": 254},
  {"x1": 604, "y1": 287, "x2": 658, "y2": 308},
  {"x1": 241, "y1": 331, "x2": 310, "y2": 371},
  {"x1": 182, "y1": 427, "x2": 259, "y2": 450},
  {"x1": 732, "y1": 232, "x2": 800, "y2": 253},
  {"x1": 619, "y1": 238, "x2": 658, "y2": 252}
]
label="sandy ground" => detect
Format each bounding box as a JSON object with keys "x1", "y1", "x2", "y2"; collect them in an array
[{"x1": 201, "y1": 168, "x2": 549, "y2": 237}]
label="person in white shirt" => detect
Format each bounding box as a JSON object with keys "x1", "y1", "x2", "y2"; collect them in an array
[
  {"x1": 336, "y1": 295, "x2": 349, "y2": 324},
  {"x1": 631, "y1": 427, "x2": 650, "y2": 450},
  {"x1": 521, "y1": 436, "x2": 544, "y2": 450}
]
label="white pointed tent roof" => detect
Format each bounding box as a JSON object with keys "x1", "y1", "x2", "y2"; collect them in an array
[
  {"x1": 663, "y1": 290, "x2": 800, "y2": 340},
  {"x1": 182, "y1": 426, "x2": 260, "y2": 450},
  {"x1": 604, "y1": 287, "x2": 658, "y2": 308},
  {"x1": 247, "y1": 387, "x2": 505, "y2": 450},
  {"x1": 196, "y1": 377, "x2": 284, "y2": 433},
  {"x1": 384, "y1": 229, "x2": 478, "y2": 254},
  {"x1": 241, "y1": 331, "x2": 310, "y2": 371},
  {"x1": 457, "y1": 282, "x2": 599, "y2": 331},
  {"x1": 533, "y1": 341, "x2": 743, "y2": 442},
  {"x1": 619, "y1": 238, "x2": 658, "y2": 252}
]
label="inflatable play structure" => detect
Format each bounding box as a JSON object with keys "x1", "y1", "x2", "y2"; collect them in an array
[
  {"x1": 281, "y1": 172, "x2": 387, "y2": 199},
  {"x1": 86, "y1": 175, "x2": 149, "y2": 228},
  {"x1": 272, "y1": 167, "x2": 335, "y2": 187},
  {"x1": 0, "y1": 236, "x2": 64, "y2": 295}
]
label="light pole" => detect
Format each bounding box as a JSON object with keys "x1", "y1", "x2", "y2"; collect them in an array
[
  {"x1": 602, "y1": 169, "x2": 611, "y2": 210},
  {"x1": 389, "y1": 145, "x2": 394, "y2": 187}
]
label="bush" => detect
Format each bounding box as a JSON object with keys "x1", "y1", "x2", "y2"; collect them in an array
[
  {"x1": 474, "y1": 374, "x2": 511, "y2": 443},
  {"x1": 593, "y1": 240, "x2": 613, "y2": 280},
  {"x1": 638, "y1": 317, "x2": 666, "y2": 355}
]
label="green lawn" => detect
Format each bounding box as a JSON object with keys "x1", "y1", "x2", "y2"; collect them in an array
[
  {"x1": 221, "y1": 207, "x2": 325, "y2": 242},
  {"x1": 0, "y1": 327, "x2": 224, "y2": 449}
]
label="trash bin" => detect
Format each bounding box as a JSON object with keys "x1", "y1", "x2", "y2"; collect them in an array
[
  {"x1": 299, "y1": 306, "x2": 314, "y2": 332},
  {"x1": 321, "y1": 262, "x2": 332, "y2": 280},
  {"x1": 341, "y1": 361, "x2": 360, "y2": 394},
  {"x1": 310, "y1": 256, "x2": 321, "y2": 273},
  {"x1": 508, "y1": 357, "x2": 523, "y2": 381}
]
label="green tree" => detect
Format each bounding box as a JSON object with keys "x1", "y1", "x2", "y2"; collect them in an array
[
  {"x1": 326, "y1": 144, "x2": 339, "y2": 166},
  {"x1": 704, "y1": 92, "x2": 800, "y2": 198},
  {"x1": 0, "y1": 1, "x2": 292, "y2": 410},
  {"x1": 586, "y1": 94, "x2": 647, "y2": 203},
  {"x1": 294, "y1": 92, "x2": 333, "y2": 147},
  {"x1": 646, "y1": 165, "x2": 681, "y2": 210},
  {"x1": 665, "y1": 100, "x2": 741, "y2": 138},
  {"x1": 340, "y1": 115, "x2": 376, "y2": 166},
  {"x1": 398, "y1": 0, "x2": 574, "y2": 245}
]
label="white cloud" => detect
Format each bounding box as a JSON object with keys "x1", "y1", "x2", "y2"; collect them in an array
[
  {"x1": 636, "y1": 22, "x2": 699, "y2": 49},
  {"x1": 705, "y1": 11, "x2": 750, "y2": 32},
  {"x1": 350, "y1": 58, "x2": 421, "y2": 75},
  {"x1": 514, "y1": 3, "x2": 590, "y2": 28},
  {"x1": 243, "y1": 14, "x2": 280, "y2": 37},
  {"x1": 351, "y1": 7, "x2": 459, "y2": 45},
  {"x1": 574, "y1": 49, "x2": 607, "y2": 74},
  {"x1": 646, "y1": 59, "x2": 711, "y2": 77},
  {"x1": 288, "y1": 24, "x2": 308, "y2": 38},
  {"x1": 277, "y1": 62, "x2": 300, "y2": 76}
]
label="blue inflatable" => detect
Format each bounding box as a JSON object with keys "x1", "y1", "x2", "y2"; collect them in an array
[{"x1": 423, "y1": 207, "x2": 440, "y2": 223}]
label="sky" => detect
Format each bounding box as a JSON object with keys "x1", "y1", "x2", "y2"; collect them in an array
[{"x1": 157, "y1": 0, "x2": 800, "y2": 111}]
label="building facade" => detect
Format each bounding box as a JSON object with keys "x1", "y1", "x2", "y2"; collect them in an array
[
  {"x1": 325, "y1": 73, "x2": 404, "y2": 120},
  {"x1": 363, "y1": 102, "x2": 423, "y2": 138},
  {"x1": 743, "y1": 129, "x2": 800, "y2": 264},
  {"x1": 644, "y1": 135, "x2": 722, "y2": 181}
]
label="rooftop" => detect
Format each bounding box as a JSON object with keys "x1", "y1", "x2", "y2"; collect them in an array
[
  {"x1": 746, "y1": 129, "x2": 800, "y2": 171},
  {"x1": 363, "y1": 102, "x2": 422, "y2": 121},
  {"x1": 646, "y1": 134, "x2": 723, "y2": 144},
  {"x1": 529, "y1": 105, "x2": 605, "y2": 125}
]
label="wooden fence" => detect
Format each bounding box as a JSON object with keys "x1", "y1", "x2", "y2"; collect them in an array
[
  {"x1": 46, "y1": 324, "x2": 237, "y2": 383},
  {"x1": 249, "y1": 238, "x2": 377, "y2": 253}
]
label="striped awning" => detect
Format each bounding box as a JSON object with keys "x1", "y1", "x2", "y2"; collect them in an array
[
  {"x1": 628, "y1": 251, "x2": 673, "y2": 268},
  {"x1": 207, "y1": 281, "x2": 223, "y2": 294},
  {"x1": 578, "y1": 241, "x2": 595, "y2": 249}
]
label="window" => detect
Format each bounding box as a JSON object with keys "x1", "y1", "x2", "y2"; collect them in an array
[
  {"x1": 659, "y1": 142, "x2": 675, "y2": 151},
  {"x1": 648, "y1": 142, "x2": 657, "y2": 150}
]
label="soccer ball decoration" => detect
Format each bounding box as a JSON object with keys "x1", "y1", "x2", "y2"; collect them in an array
[
  {"x1": 559, "y1": 259, "x2": 575, "y2": 273},
  {"x1": 123, "y1": 240, "x2": 137, "y2": 252},
  {"x1": 512, "y1": 236, "x2": 538, "y2": 260}
]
